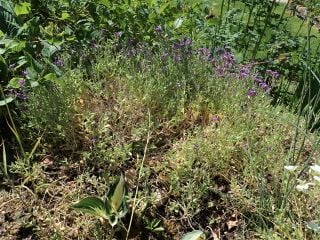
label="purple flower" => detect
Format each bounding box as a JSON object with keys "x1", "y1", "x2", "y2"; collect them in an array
[
  {"x1": 212, "y1": 115, "x2": 221, "y2": 122},
  {"x1": 239, "y1": 65, "x2": 251, "y2": 78},
  {"x1": 266, "y1": 69, "x2": 280, "y2": 79},
  {"x1": 247, "y1": 89, "x2": 257, "y2": 97},
  {"x1": 173, "y1": 43, "x2": 181, "y2": 50},
  {"x1": 182, "y1": 37, "x2": 192, "y2": 46},
  {"x1": 215, "y1": 65, "x2": 225, "y2": 76},
  {"x1": 114, "y1": 31, "x2": 122, "y2": 38},
  {"x1": 155, "y1": 25, "x2": 163, "y2": 33},
  {"x1": 199, "y1": 47, "x2": 212, "y2": 60},
  {"x1": 18, "y1": 78, "x2": 25, "y2": 87},
  {"x1": 259, "y1": 82, "x2": 271, "y2": 92},
  {"x1": 91, "y1": 137, "x2": 98, "y2": 144},
  {"x1": 54, "y1": 57, "x2": 64, "y2": 67},
  {"x1": 9, "y1": 63, "x2": 16, "y2": 70},
  {"x1": 254, "y1": 77, "x2": 263, "y2": 84},
  {"x1": 16, "y1": 92, "x2": 28, "y2": 100}
]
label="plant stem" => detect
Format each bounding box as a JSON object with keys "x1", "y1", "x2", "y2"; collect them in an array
[{"x1": 126, "y1": 110, "x2": 151, "y2": 240}]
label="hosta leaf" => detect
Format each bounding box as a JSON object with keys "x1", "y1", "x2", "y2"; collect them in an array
[
  {"x1": 181, "y1": 230, "x2": 206, "y2": 240},
  {"x1": 72, "y1": 197, "x2": 108, "y2": 220},
  {"x1": 107, "y1": 174, "x2": 126, "y2": 213}
]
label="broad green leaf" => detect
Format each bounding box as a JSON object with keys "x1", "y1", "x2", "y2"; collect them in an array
[
  {"x1": 107, "y1": 174, "x2": 126, "y2": 212},
  {"x1": 181, "y1": 230, "x2": 206, "y2": 240},
  {"x1": 44, "y1": 73, "x2": 57, "y2": 81},
  {"x1": 14, "y1": 2, "x2": 31, "y2": 16},
  {"x1": 0, "y1": 97, "x2": 14, "y2": 106},
  {"x1": 25, "y1": 52, "x2": 43, "y2": 73},
  {"x1": 0, "y1": 39, "x2": 26, "y2": 53},
  {"x1": 41, "y1": 40, "x2": 60, "y2": 58},
  {"x1": 61, "y1": 11, "x2": 70, "y2": 20},
  {"x1": 7, "y1": 77, "x2": 23, "y2": 88},
  {"x1": 72, "y1": 197, "x2": 108, "y2": 220},
  {"x1": 30, "y1": 80, "x2": 39, "y2": 88}
]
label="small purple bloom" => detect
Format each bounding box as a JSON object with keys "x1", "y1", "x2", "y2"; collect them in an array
[
  {"x1": 212, "y1": 115, "x2": 221, "y2": 122},
  {"x1": 178, "y1": 37, "x2": 192, "y2": 48},
  {"x1": 239, "y1": 65, "x2": 251, "y2": 78},
  {"x1": 215, "y1": 65, "x2": 225, "y2": 76},
  {"x1": 114, "y1": 31, "x2": 122, "y2": 38},
  {"x1": 254, "y1": 77, "x2": 263, "y2": 84},
  {"x1": 91, "y1": 137, "x2": 98, "y2": 144},
  {"x1": 18, "y1": 78, "x2": 25, "y2": 87},
  {"x1": 247, "y1": 89, "x2": 257, "y2": 97},
  {"x1": 266, "y1": 69, "x2": 280, "y2": 79},
  {"x1": 16, "y1": 92, "x2": 28, "y2": 100},
  {"x1": 155, "y1": 25, "x2": 163, "y2": 33},
  {"x1": 173, "y1": 43, "x2": 181, "y2": 50},
  {"x1": 9, "y1": 63, "x2": 16, "y2": 69},
  {"x1": 54, "y1": 57, "x2": 64, "y2": 67}
]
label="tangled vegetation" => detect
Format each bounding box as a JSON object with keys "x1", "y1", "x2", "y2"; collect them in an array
[{"x1": 1, "y1": 0, "x2": 320, "y2": 239}]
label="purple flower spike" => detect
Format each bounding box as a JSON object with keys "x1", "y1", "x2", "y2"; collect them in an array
[
  {"x1": 212, "y1": 115, "x2": 221, "y2": 122},
  {"x1": 239, "y1": 65, "x2": 250, "y2": 78},
  {"x1": 254, "y1": 77, "x2": 263, "y2": 84},
  {"x1": 180, "y1": 37, "x2": 192, "y2": 47},
  {"x1": 247, "y1": 89, "x2": 257, "y2": 97},
  {"x1": 260, "y1": 82, "x2": 271, "y2": 92},
  {"x1": 266, "y1": 69, "x2": 280, "y2": 79},
  {"x1": 272, "y1": 71, "x2": 280, "y2": 79}
]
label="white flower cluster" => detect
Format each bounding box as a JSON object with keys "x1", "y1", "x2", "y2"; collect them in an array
[{"x1": 284, "y1": 164, "x2": 320, "y2": 192}]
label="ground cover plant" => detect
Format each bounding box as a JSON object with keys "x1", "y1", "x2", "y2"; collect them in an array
[{"x1": 1, "y1": 0, "x2": 320, "y2": 239}]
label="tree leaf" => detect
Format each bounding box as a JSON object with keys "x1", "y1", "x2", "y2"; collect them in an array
[
  {"x1": 181, "y1": 230, "x2": 206, "y2": 240},
  {"x1": 72, "y1": 197, "x2": 108, "y2": 220}
]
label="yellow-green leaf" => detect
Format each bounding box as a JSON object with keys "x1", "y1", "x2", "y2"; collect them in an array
[
  {"x1": 14, "y1": 2, "x2": 31, "y2": 16},
  {"x1": 108, "y1": 174, "x2": 126, "y2": 212}
]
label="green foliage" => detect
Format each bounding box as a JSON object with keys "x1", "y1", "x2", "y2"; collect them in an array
[
  {"x1": 0, "y1": 0, "x2": 19, "y2": 36},
  {"x1": 72, "y1": 174, "x2": 128, "y2": 227}
]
